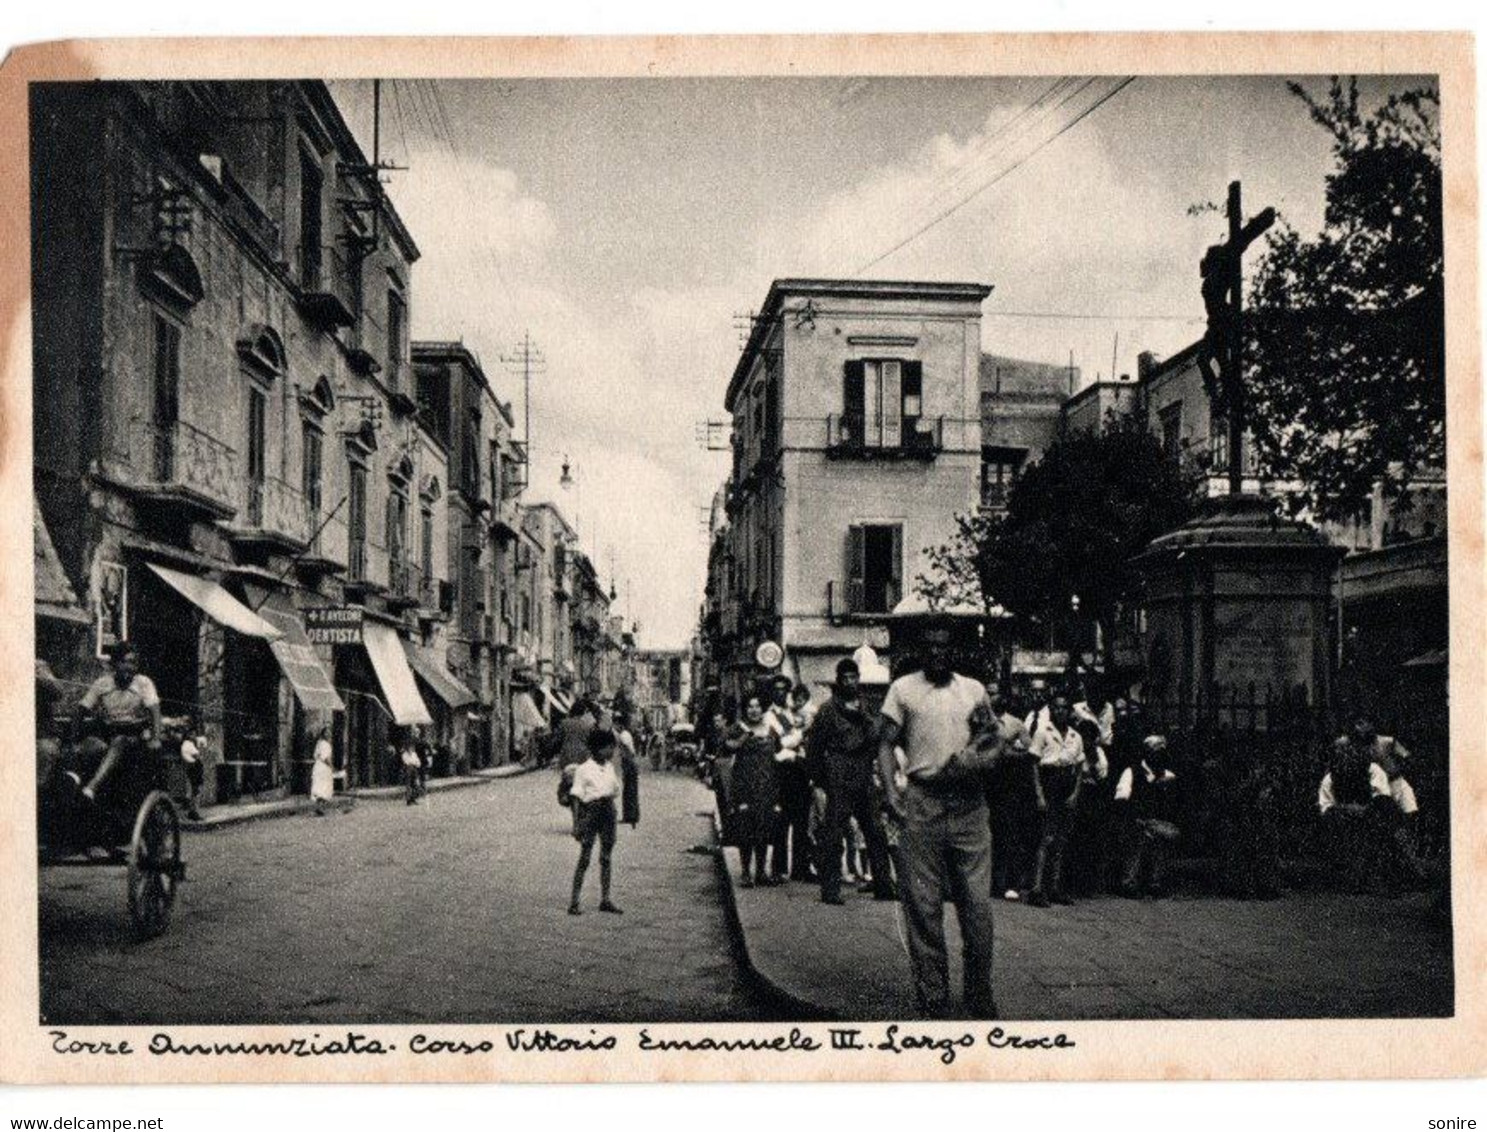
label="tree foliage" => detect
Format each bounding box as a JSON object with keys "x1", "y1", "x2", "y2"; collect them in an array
[
  {"x1": 918, "y1": 414, "x2": 1200, "y2": 660},
  {"x1": 1246, "y1": 78, "x2": 1443, "y2": 521}
]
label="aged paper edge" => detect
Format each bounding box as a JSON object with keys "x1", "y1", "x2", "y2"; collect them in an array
[{"x1": 0, "y1": 31, "x2": 1480, "y2": 1085}]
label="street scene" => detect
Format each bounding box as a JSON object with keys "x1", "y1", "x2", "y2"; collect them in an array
[{"x1": 30, "y1": 72, "x2": 1450, "y2": 1025}]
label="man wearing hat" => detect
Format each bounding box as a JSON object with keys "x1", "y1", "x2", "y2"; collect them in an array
[{"x1": 805, "y1": 657, "x2": 896, "y2": 905}]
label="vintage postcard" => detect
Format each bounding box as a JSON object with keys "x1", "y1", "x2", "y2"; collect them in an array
[{"x1": 0, "y1": 32, "x2": 1480, "y2": 1084}]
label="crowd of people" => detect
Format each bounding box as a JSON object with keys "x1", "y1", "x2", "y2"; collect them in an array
[{"x1": 691, "y1": 629, "x2": 1434, "y2": 1019}]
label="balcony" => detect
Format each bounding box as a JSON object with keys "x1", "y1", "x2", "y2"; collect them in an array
[
  {"x1": 227, "y1": 476, "x2": 313, "y2": 556},
  {"x1": 826, "y1": 414, "x2": 943, "y2": 461},
  {"x1": 99, "y1": 415, "x2": 239, "y2": 522},
  {"x1": 295, "y1": 243, "x2": 356, "y2": 330},
  {"x1": 490, "y1": 499, "x2": 523, "y2": 544},
  {"x1": 387, "y1": 558, "x2": 422, "y2": 612},
  {"x1": 292, "y1": 509, "x2": 348, "y2": 577}
]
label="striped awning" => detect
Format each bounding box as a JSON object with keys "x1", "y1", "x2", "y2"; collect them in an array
[
  {"x1": 244, "y1": 585, "x2": 344, "y2": 713},
  {"x1": 362, "y1": 621, "x2": 432, "y2": 726},
  {"x1": 148, "y1": 564, "x2": 281, "y2": 640}
]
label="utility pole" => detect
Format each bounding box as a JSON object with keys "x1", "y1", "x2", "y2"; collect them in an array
[{"x1": 501, "y1": 330, "x2": 546, "y2": 478}]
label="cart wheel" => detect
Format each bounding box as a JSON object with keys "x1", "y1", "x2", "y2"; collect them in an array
[{"x1": 127, "y1": 791, "x2": 181, "y2": 939}]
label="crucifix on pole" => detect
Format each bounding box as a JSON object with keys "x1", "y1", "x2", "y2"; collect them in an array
[{"x1": 1197, "y1": 180, "x2": 1275, "y2": 495}]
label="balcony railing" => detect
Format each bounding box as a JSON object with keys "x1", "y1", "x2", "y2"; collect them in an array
[
  {"x1": 233, "y1": 476, "x2": 313, "y2": 550},
  {"x1": 388, "y1": 557, "x2": 425, "y2": 610},
  {"x1": 826, "y1": 414, "x2": 943, "y2": 459},
  {"x1": 104, "y1": 415, "x2": 239, "y2": 520},
  {"x1": 295, "y1": 243, "x2": 356, "y2": 329}
]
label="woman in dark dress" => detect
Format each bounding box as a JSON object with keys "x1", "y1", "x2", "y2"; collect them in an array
[{"x1": 724, "y1": 693, "x2": 783, "y2": 888}]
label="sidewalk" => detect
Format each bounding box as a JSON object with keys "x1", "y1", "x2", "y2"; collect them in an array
[
  {"x1": 183, "y1": 763, "x2": 533, "y2": 830},
  {"x1": 716, "y1": 822, "x2": 1454, "y2": 1021}
]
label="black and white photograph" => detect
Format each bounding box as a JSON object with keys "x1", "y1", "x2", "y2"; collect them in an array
[{"x1": 2, "y1": 29, "x2": 1481, "y2": 1086}]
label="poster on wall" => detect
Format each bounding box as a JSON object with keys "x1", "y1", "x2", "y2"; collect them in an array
[{"x1": 94, "y1": 559, "x2": 127, "y2": 659}]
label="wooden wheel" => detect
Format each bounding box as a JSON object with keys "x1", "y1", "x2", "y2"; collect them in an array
[{"x1": 127, "y1": 791, "x2": 182, "y2": 939}]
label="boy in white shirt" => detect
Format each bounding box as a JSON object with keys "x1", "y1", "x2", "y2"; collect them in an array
[{"x1": 568, "y1": 729, "x2": 624, "y2": 916}]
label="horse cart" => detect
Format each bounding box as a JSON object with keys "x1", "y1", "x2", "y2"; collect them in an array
[{"x1": 37, "y1": 735, "x2": 186, "y2": 939}]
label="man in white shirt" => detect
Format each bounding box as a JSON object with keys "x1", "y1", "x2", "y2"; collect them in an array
[
  {"x1": 73, "y1": 642, "x2": 162, "y2": 803},
  {"x1": 568, "y1": 729, "x2": 624, "y2": 916},
  {"x1": 1317, "y1": 725, "x2": 1425, "y2": 892},
  {"x1": 1026, "y1": 695, "x2": 1085, "y2": 908},
  {"x1": 879, "y1": 627, "x2": 998, "y2": 1020}
]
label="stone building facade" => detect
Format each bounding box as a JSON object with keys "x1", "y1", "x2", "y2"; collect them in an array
[{"x1": 31, "y1": 80, "x2": 461, "y2": 799}]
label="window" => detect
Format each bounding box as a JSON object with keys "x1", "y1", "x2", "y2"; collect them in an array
[
  {"x1": 386, "y1": 287, "x2": 405, "y2": 386},
  {"x1": 981, "y1": 447, "x2": 1025, "y2": 508},
  {"x1": 246, "y1": 386, "x2": 267, "y2": 525},
  {"x1": 151, "y1": 314, "x2": 181, "y2": 480},
  {"x1": 386, "y1": 491, "x2": 408, "y2": 564},
  {"x1": 1210, "y1": 412, "x2": 1230, "y2": 472},
  {"x1": 842, "y1": 360, "x2": 924, "y2": 447},
  {"x1": 1159, "y1": 401, "x2": 1183, "y2": 461},
  {"x1": 348, "y1": 463, "x2": 368, "y2": 581},
  {"x1": 299, "y1": 149, "x2": 323, "y2": 288},
  {"x1": 462, "y1": 410, "x2": 481, "y2": 499},
  {"x1": 302, "y1": 423, "x2": 323, "y2": 516},
  {"x1": 420, "y1": 503, "x2": 434, "y2": 585},
  {"x1": 846, "y1": 523, "x2": 903, "y2": 615}
]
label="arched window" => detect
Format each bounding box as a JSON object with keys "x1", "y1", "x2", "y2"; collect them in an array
[{"x1": 236, "y1": 324, "x2": 287, "y2": 381}]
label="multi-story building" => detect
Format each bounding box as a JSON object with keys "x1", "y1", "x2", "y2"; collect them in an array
[
  {"x1": 568, "y1": 551, "x2": 612, "y2": 701},
  {"x1": 516, "y1": 502, "x2": 579, "y2": 718},
  {"x1": 978, "y1": 353, "x2": 1079, "y2": 513},
  {"x1": 30, "y1": 80, "x2": 464, "y2": 799},
  {"x1": 704, "y1": 278, "x2": 992, "y2": 698},
  {"x1": 411, "y1": 340, "x2": 527, "y2": 766}
]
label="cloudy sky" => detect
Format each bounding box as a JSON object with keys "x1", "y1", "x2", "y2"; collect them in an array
[{"x1": 327, "y1": 74, "x2": 1425, "y2": 648}]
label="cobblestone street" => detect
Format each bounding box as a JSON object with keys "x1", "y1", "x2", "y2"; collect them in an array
[
  {"x1": 38, "y1": 769, "x2": 1455, "y2": 1026},
  {"x1": 39, "y1": 771, "x2": 761, "y2": 1025}
]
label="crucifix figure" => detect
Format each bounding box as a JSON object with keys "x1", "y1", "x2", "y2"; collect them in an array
[{"x1": 1195, "y1": 180, "x2": 1275, "y2": 494}]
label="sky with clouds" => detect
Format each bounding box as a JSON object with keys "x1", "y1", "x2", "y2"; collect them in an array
[{"x1": 327, "y1": 73, "x2": 1427, "y2": 649}]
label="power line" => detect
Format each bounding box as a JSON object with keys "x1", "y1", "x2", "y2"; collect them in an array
[
  {"x1": 984, "y1": 308, "x2": 1203, "y2": 324},
  {"x1": 854, "y1": 77, "x2": 1138, "y2": 276},
  {"x1": 913, "y1": 77, "x2": 1090, "y2": 218}
]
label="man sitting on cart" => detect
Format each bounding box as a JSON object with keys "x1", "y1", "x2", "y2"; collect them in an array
[{"x1": 70, "y1": 642, "x2": 162, "y2": 805}]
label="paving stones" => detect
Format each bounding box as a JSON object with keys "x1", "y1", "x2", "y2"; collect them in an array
[{"x1": 38, "y1": 771, "x2": 764, "y2": 1025}]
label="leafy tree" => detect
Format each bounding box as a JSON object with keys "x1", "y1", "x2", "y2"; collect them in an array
[
  {"x1": 919, "y1": 414, "x2": 1200, "y2": 666},
  {"x1": 1246, "y1": 78, "x2": 1443, "y2": 522}
]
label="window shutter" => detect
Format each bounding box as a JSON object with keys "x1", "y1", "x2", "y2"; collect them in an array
[
  {"x1": 888, "y1": 525, "x2": 904, "y2": 611},
  {"x1": 846, "y1": 525, "x2": 865, "y2": 614},
  {"x1": 881, "y1": 361, "x2": 903, "y2": 448},
  {"x1": 842, "y1": 361, "x2": 865, "y2": 442},
  {"x1": 902, "y1": 361, "x2": 923, "y2": 427}
]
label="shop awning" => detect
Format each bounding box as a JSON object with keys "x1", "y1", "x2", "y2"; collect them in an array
[
  {"x1": 513, "y1": 691, "x2": 545, "y2": 731},
  {"x1": 244, "y1": 585, "x2": 344, "y2": 713},
  {"x1": 148, "y1": 563, "x2": 282, "y2": 640},
  {"x1": 363, "y1": 621, "x2": 433, "y2": 726},
  {"x1": 34, "y1": 501, "x2": 88, "y2": 624},
  {"x1": 403, "y1": 640, "x2": 478, "y2": 709},
  {"x1": 535, "y1": 684, "x2": 561, "y2": 717},
  {"x1": 551, "y1": 689, "x2": 575, "y2": 715}
]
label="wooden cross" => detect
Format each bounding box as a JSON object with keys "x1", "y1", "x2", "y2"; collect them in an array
[{"x1": 1197, "y1": 180, "x2": 1275, "y2": 493}]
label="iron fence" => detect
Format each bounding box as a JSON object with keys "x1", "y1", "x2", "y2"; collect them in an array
[{"x1": 1140, "y1": 684, "x2": 1450, "y2": 870}]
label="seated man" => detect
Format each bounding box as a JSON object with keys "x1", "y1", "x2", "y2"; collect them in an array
[
  {"x1": 71, "y1": 642, "x2": 162, "y2": 804},
  {"x1": 1318, "y1": 727, "x2": 1423, "y2": 892},
  {"x1": 1113, "y1": 735, "x2": 1182, "y2": 898}
]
